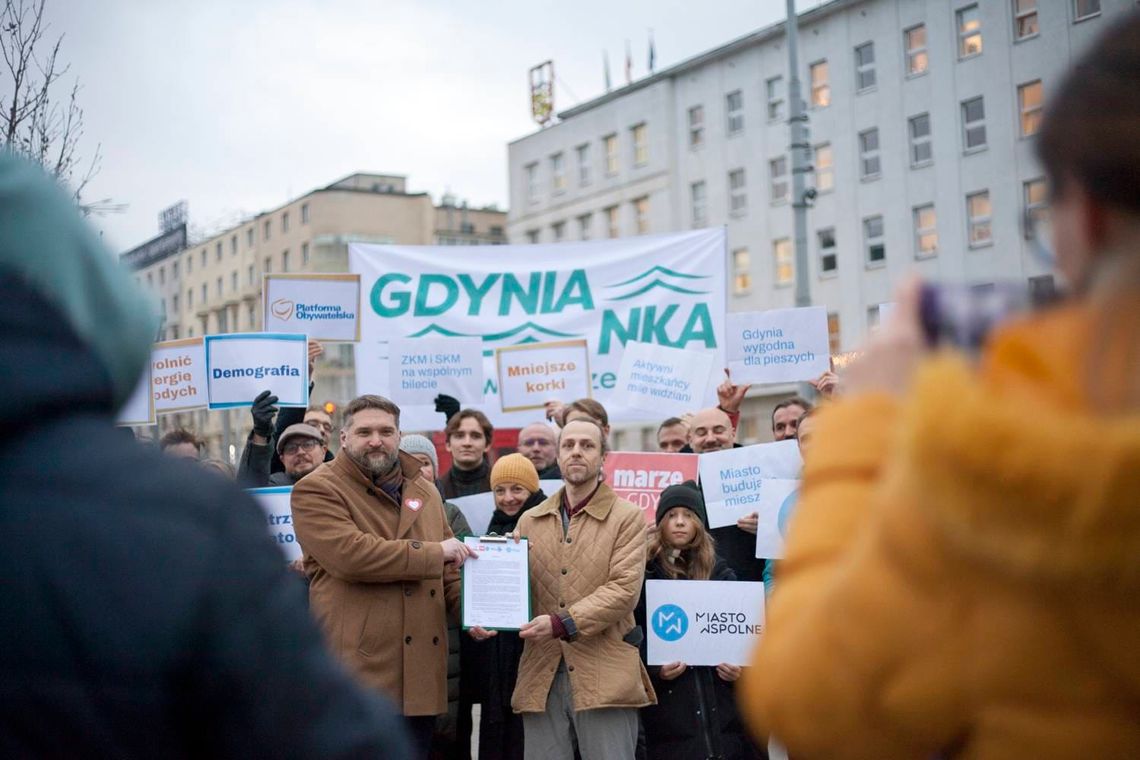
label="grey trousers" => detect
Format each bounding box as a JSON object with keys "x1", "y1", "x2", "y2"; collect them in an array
[{"x1": 522, "y1": 668, "x2": 639, "y2": 760}]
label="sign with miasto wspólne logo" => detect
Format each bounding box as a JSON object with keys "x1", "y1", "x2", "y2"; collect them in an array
[
  {"x1": 263, "y1": 274, "x2": 361, "y2": 343},
  {"x1": 349, "y1": 229, "x2": 726, "y2": 430},
  {"x1": 646, "y1": 579, "x2": 765, "y2": 667}
]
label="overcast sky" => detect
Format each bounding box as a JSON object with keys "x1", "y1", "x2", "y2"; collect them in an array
[{"x1": 42, "y1": 0, "x2": 824, "y2": 251}]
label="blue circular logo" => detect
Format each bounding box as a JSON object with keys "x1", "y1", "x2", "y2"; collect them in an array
[
  {"x1": 651, "y1": 604, "x2": 689, "y2": 642},
  {"x1": 777, "y1": 488, "x2": 800, "y2": 538}
]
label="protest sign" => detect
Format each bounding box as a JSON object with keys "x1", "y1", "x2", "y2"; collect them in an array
[
  {"x1": 725, "y1": 307, "x2": 831, "y2": 384},
  {"x1": 263, "y1": 274, "x2": 361, "y2": 342},
  {"x1": 151, "y1": 337, "x2": 207, "y2": 413},
  {"x1": 115, "y1": 364, "x2": 154, "y2": 426},
  {"x1": 205, "y1": 333, "x2": 309, "y2": 409},
  {"x1": 753, "y1": 479, "x2": 801, "y2": 559},
  {"x1": 646, "y1": 579, "x2": 765, "y2": 666},
  {"x1": 698, "y1": 441, "x2": 802, "y2": 529},
  {"x1": 613, "y1": 341, "x2": 716, "y2": 418},
  {"x1": 350, "y1": 229, "x2": 726, "y2": 430},
  {"x1": 496, "y1": 339, "x2": 591, "y2": 413},
  {"x1": 249, "y1": 486, "x2": 302, "y2": 562},
  {"x1": 388, "y1": 337, "x2": 484, "y2": 406},
  {"x1": 604, "y1": 451, "x2": 699, "y2": 524}
]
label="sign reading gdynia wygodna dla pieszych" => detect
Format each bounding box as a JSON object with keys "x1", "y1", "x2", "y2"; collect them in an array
[
  {"x1": 725, "y1": 306, "x2": 831, "y2": 384},
  {"x1": 205, "y1": 332, "x2": 310, "y2": 409},
  {"x1": 349, "y1": 229, "x2": 727, "y2": 430},
  {"x1": 262, "y1": 273, "x2": 361, "y2": 343},
  {"x1": 495, "y1": 339, "x2": 591, "y2": 413},
  {"x1": 646, "y1": 579, "x2": 765, "y2": 666},
  {"x1": 150, "y1": 337, "x2": 207, "y2": 414}
]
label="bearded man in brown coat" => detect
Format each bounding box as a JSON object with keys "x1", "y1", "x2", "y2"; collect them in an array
[{"x1": 292, "y1": 394, "x2": 474, "y2": 758}]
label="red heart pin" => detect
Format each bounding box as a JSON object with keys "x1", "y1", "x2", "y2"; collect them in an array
[{"x1": 406, "y1": 498, "x2": 423, "y2": 512}]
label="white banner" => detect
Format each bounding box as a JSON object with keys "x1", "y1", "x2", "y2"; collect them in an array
[
  {"x1": 151, "y1": 337, "x2": 207, "y2": 413},
  {"x1": 205, "y1": 332, "x2": 310, "y2": 409},
  {"x1": 263, "y1": 274, "x2": 361, "y2": 342},
  {"x1": 698, "y1": 441, "x2": 802, "y2": 529},
  {"x1": 753, "y1": 479, "x2": 801, "y2": 559},
  {"x1": 350, "y1": 230, "x2": 726, "y2": 430},
  {"x1": 725, "y1": 307, "x2": 831, "y2": 384},
  {"x1": 116, "y1": 364, "x2": 154, "y2": 427},
  {"x1": 614, "y1": 340, "x2": 716, "y2": 418},
  {"x1": 646, "y1": 579, "x2": 765, "y2": 666},
  {"x1": 388, "y1": 337, "x2": 485, "y2": 406},
  {"x1": 249, "y1": 486, "x2": 302, "y2": 561},
  {"x1": 496, "y1": 339, "x2": 591, "y2": 413}
]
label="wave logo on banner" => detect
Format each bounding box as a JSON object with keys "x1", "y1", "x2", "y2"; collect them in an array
[
  {"x1": 271, "y1": 298, "x2": 295, "y2": 320},
  {"x1": 777, "y1": 488, "x2": 800, "y2": 538},
  {"x1": 652, "y1": 603, "x2": 689, "y2": 642}
]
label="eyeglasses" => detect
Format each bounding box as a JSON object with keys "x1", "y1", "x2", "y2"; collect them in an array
[{"x1": 282, "y1": 439, "x2": 320, "y2": 455}]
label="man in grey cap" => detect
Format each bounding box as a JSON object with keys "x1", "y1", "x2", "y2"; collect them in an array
[{"x1": 271, "y1": 423, "x2": 328, "y2": 486}]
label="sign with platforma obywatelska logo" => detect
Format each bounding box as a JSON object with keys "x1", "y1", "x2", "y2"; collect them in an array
[
  {"x1": 263, "y1": 274, "x2": 361, "y2": 343},
  {"x1": 349, "y1": 229, "x2": 727, "y2": 430},
  {"x1": 646, "y1": 579, "x2": 765, "y2": 666}
]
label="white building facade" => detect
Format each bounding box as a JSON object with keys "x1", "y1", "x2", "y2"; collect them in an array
[{"x1": 508, "y1": 0, "x2": 1125, "y2": 418}]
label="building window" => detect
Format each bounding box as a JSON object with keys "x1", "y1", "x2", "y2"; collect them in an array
[
  {"x1": 216, "y1": 242, "x2": 223, "y2": 262},
  {"x1": 966, "y1": 190, "x2": 993, "y2": 247},
  {"x1": 525, "y1": 162, "x2": 539, "y2": 203},
  {"x1": 688, "y1": 106, "x2": 704, "y2": 147},
  {"x1": 247, "y1": 227, "x2": 254, "y2": 247},
  {"x1": 769, "y1": 157, "x2": 788, "y2": 204},
  {"x1": 854, "y1": 42, "x2": 876, "y2": 91},
  {"x1": 604, "y1": 134, "x2": 619, "y2": 175},
  {"x1": 690, "y1": 181, "x2": 708, "y2": 228},
  {"x1": 728, "y1": 169, "x2": 747, "y2": 215},
  {"x1": 909, "y1": 113, "x2": 933, "y2": 166},
  {"x1": 961, "y1": 96, "x2": 987, "y2": 151},
  {"x1": 1023, "y1": 178, "x2": 1049, "y2": 239},
  {"x1": 231, "y1": 271, "x2": 238, "y2": 292},
  {"x1": 725, "y1": 90, "x2": 744, "y2": 135},
  {"x1": 859, "y1": 128, "x2": 881, "y2": 179},
  {"x1": 814, "y1": 143, "x2": 834, "y2": 192},
  {"x1": 1014, "y1": 0, "x2": 1039, "y2": 39},
  {"x1": 230, "y1": 235, "x2": 238, "y2": 255},
  {"x1": 248, "y1": 264, "x2": 255, "y2": 286},
  {"x1": 282, "y1": 250, "x2": 290, "y2": 273},
  {"x1": 732, "y1": 248, "x2": 751, "y2": 295},
  {"x1": 633, "y1": 196, "x2": 650, "y2": 235},
  {"x1": 864, "y1": 215, "x2": 886, "y2": 267},
  {"x1": 576, "y1": 143, "x2": 591, "y2": 186},
  {"x1": 526, "y1": 229, "x2": 540, "y2": 244},
  {"x1": 172, "y1": 293, "x2": 179, "y2": 313},
  {"x1": 171, "y1": 261, "x2": 179, "y2": 279},
  {"x1": 766, "y1": 76, "x2": 784, "y2": 121},
  {"x1": 605, "y1": 205, "x2": 620, "y2": 238},
  {"x1": 201, "y1": 249, "x2": 207, "y2": 267},
  {"x1": 301, "y1": 203, "x2": 310, "y2": 224},
  {"x1": 809, "y1": 60, "x2": 830, "y2": 107},
  {"x1": 818, "y1": 228, "x2": 838, "y2": 275},
  {"x1": 913, "y1": 204, "x2": 939, "y2": 257},
  {"x1": 215, "y1": 277, "x2": 222, "y2": 298},
  {"x1": 631, "y1": 123, "x2": 648, "y2": 166},
  {"x1": 187, "y1": 288, "x2": 193, "y2": 308},
  {"x1": 1074, "y1": 0, "x2": 1100, "y2": 21},
  {"x1": 282, "y1": 212, "x2": 290, "y2": 234},
  {"x1": 1018, "y1": 80, "x2": 1043, "y2": 137},
  {"x1": 248, "y1": 304, "x2": 257, "y2": 330},
  {"x1": 186, "y1": 254, "x2": 192, "y2": 273},
  {"x1": 146, "y1": 272, "x2": 153, "y2": 289},
  {"x1": 905, "y1": 24, "x2": 928, "y2": 76},
  {"x1": 578, "y1": 213, "x2": 592, "y2": 240},
  {"x1": 773, "y1": 238, "x2": 793, "y2": 287},
  {"x1": 302, "y1": 242, "x2": 310, "y2": 266},
  {"x1": 551, "y1": 221, "x2": 565, "y2": 242},
  {"x1": 828, "y1": 312, "x2": 841, "y2": 354},
  {"x1": 264, "y1": 255, "x2": 272, "y2": 274},
  {"x1": 957, "y1": 5, "x2": 983, "y2": 58},
  {"x1": 551, "y1": 153, "x2": 566, "y2": 193},
  {"x1": 158, "y1": 266, "x2": 165, "y2": 286}
]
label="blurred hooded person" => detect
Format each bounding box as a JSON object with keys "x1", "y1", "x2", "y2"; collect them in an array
[{"x1": 0, "y1": 152, "x2": 410, "y2": 758}]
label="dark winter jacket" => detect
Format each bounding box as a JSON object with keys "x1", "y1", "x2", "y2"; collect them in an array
[
  {"x1": 436, "y1": 501, "x2": 474, "y2": 745},
  {"x1": 635, "y1": 558, "x2": 764, "y2": 760},
  {"x1": 441, "y1": 458, "x2": 491, "y2": 499},
  {"x1": 0, "y1": 152, "x2": 410, "y2": 759}
]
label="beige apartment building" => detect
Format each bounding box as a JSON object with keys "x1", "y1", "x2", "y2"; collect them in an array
[{"x1": 123, "y1": 172, "x2": 506, "y2": 460}]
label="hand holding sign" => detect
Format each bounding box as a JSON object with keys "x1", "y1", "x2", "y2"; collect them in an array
[{"x1": 716, "y1": 368, "x2": 751, "y2": 414}]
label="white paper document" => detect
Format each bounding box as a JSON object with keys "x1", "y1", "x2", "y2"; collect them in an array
[{"x1": 461, "y1": 537, "x2": 531, "y2": 631}]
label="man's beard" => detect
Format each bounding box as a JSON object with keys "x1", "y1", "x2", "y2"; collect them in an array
[
  {"x1": 287, "y1": 459, "x2": 319, "y2": 480},
  {"x1": 561, "y1": 461, "x2": 598, "y2": 487},
  {"x1": 347, "y1": 446, "x2": 399, "y2": 479}
]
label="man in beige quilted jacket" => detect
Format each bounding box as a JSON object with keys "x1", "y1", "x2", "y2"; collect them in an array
[{"x1": 508, "y1": 418, "x2": 656, "y2": 760}]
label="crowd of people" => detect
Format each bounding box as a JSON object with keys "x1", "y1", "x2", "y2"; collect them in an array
[{"x1": 5, "y1": 12, "x2": 1139, "y2": 759}]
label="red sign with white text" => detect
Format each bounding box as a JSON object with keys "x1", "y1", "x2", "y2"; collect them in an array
[{"x1": 604, "y1": 451, "x2": 700, "y2": 524}]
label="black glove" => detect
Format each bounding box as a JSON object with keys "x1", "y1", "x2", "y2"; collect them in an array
[
  {"x1": 251, "y1": 390, "x2": 279, "y2": 438},
  {"x1": 434, "y1": 394, "x2": 460, "y2": 424}
]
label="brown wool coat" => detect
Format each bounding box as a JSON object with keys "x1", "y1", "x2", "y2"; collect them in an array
[
  {"x1": 511, "y1": 483, "x2": 656, "y2": 714},
  {"x1": 292, "y1": 449, "x2": 460, "y2": 716}
]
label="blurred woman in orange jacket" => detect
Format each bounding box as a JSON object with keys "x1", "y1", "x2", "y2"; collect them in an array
[{"x1": 742, "y1": 13, "x2": 1140, "y2": 759}]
